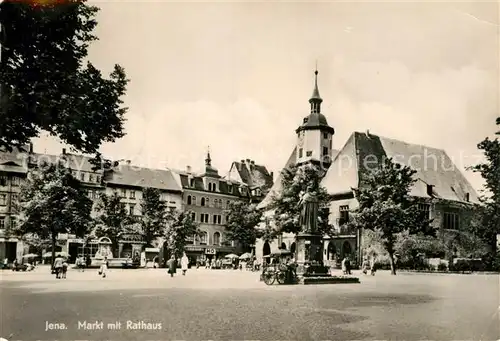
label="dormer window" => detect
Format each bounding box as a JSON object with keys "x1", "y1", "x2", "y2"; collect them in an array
[
  {"x1": 228, "y1": 185, "x2": 233, "y2": 193},
  {"x1": 189, "y1": 178, "x2": 195, "y2": 187}
]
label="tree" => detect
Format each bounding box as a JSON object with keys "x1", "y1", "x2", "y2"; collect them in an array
[
  {"x1": 138, "y1": 187, "x2": 172, "y2": 248},
  {"x1": 16, "y1": 161, "x2": 93, "y2": 263},
  {"x1": 225, "y1": 201, "x2": 263, "y2": 252},
  {"x1": 349, "y1": 158, "x2": 433, "y2": 275},
  {"x1": 265, "y1": 163, "x2": 334, "y2": 239},
  {"x1": 0, "y1": 0, "x2": 128, "y2": 154},
  {"x1": 472, "y1": 118, "x2": 500, "y2": 257},
  {"x1": 164, "y1": 210, "x2": 200, "y2": 259},
  {"x1": 94, "y1": 192, "x2": 134, "y2": 257}
]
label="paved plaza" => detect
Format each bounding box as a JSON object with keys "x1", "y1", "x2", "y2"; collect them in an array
[{"x1": 1, "y1": 267, "x2": 499, "y2": 341}]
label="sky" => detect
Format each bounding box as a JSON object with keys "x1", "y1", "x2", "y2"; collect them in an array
[{"x1": 34, "y1": 0, "x2": 499, "y2": 193}]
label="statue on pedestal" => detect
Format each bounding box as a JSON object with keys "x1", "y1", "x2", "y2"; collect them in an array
[{"x1": 298, "y1": 184, "x2": 319, "y2": 234}]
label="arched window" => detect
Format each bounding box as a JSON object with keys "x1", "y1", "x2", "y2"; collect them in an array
[
  {"x1": 192, "y1": 196, "x2": 196, "y2": 205},
  {"x1": 187, "y1": 195, "x2": 192, "y2": 205},
  {"x1": 201, "y1": 197, "x2": 205, "y2": 206},
  {"x1": 200, "y1": 231, "x2": 208, "y2": 245},
  {"x1": 208, "y1": 183, "x2": 213, "y2": 191},
  {"x1": 213, "y1": 232, "x2": 220, "y2": 246}
]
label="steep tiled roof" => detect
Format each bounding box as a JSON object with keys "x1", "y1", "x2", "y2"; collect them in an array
[
  {"x1": 322, "y1": 132, "x2": 479, "y2": 203},
  {"x1": 30, "y1": 152, "x2": 103, "y2": 173},
  {"x1": 105, "y1": 165, "x2": 182, "y2": 192},
  {"x1": 175, "y1": 171, "x2": 244, "y2": 197},
  {"x1": 230, "y1": 160, "x2": 273, "y2": 190}
]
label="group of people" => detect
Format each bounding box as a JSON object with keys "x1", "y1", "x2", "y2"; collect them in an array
[
  {"x1": 75, "y1": 255, "x2": 92, "y2": 271},
  {"x1": 361, "y1": 257, "x2": 377, "y2": 276},
  {"x1": 52, "y1": 255, "x2": 69, "y2": 279},
  {"x1": 165, "y1": 253, "x2": 189, "y2": 277}
]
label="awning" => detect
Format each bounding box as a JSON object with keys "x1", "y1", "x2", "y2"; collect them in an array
[{"x1": 145, "y1": 248, "x2": 159, "y2": 253}]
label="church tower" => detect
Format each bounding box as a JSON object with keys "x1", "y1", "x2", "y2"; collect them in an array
[{"x1": 295, "y1": 70, "x2": 335, "y2": 168}]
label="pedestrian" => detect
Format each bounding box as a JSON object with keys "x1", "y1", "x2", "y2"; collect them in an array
[
  {"x1": 341, "y1": 257, "x2": 347, "y2": 275},
  {"x1": 181, "y1": 253, "x2": 189, "y2": 276},
  {"x1": 166, "y1": 255, "x2": 176, "y2": 277},
  {"x1": 61, "y1": 259, "x2": 68, "y2": 279},
  {"x1": 53, "y1": 255, "x2": 63, "y2": 279},
  {"x1": 99, "y1": 257, "x2": 108, "y2": 278},
  {"x1": 362, "y1": 258, "x2": 369, "y2": 275},
  {"x1": 346, "y1": 257, "x2": 352, "y2": 275},
  {"x1": 370, "y1": 256, "x2": 377, "y2": 276}
]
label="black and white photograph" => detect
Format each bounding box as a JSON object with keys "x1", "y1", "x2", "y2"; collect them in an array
[{"x1": 0, "y1": 0, "x2": 499, "y2": 340}]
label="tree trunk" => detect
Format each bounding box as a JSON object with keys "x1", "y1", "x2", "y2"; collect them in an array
[{"x1": 388, "y1": 251, "x2": 397, "y2": 275}]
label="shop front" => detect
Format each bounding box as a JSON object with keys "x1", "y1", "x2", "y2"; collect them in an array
[{"x1": 183, "y1": 245, "x2": 237, "y2": 267}]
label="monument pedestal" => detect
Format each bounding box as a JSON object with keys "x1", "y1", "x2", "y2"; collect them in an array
[{"x1": 294, "y1": 233, "x2": 360, "y2": 285}]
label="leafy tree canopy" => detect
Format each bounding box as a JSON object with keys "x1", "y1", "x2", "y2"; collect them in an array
[
  {"x1": 0, "y1": 0, "x2": 128, "y2": 154},
  {"x1": 136, "y1": 187, "x2": 173, "y2": 247},
  {"x1": 164, "y1": 210, "x2": 200, "y2": 259},
  {"x1": 16, "y1": 161, "x2": 93, "y2": 259},
  {"x1": 265, "y1": 163, "x2": 334, "y2": 239},
  {"x1": 224, "y1": 201, "x2": 263, "y2": 251},
  {"x1": 94, "y1": 191, "x2": 135, "y2": 255},
  {"x1": 472, "y1": 118, "x2": 500, "y2": 254},
  {"x1": 349, "y1": 157, "x2": 433, "y2": 274}
]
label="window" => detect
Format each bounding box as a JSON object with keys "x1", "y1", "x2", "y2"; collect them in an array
[
  {"x1": 130, "y1": 190, "x2": 136, "y2": 199},
  {"x1": 200, "y1": 231, "x2": 208, "y2": 245},
  {"x1": 339, "y1": 205, "x2": 349, "y2": 225},
  {"x1": 227, "y1": 200, "x2": 231, "y2": 208},
  {"x1": 191, "y1": 212, "x2": 196, "y2": 221},
  {"x1": 298, "y1": 148, "x2": 303, "y2": 158},
  {"x1": 187, "y1": 195, "x2": 192, "y2": 205},
  {"x1": 0, "y1": 216, "x2": 4, "y2": 229},
  {"x1": 88, "y1": 190, "x2": 94, "y2": 199},
  {"x1": 323, "y1": 132, "x2": 328, "y2": 139},
  {"x1": 0, "y1": 176, "x2": 7, "y2": 186},
  {"x1": 201, "y1": 197, "x2": 205, "y2": 206},
  {"x1": 208, "y1": 183, "x2": 212, "y2": 191},
  {"x1": 217, "y1": 215, "x2": 221, "y2": 224},
  {"x1": 200, "y1": 213, "x2": 209, "y2": 223},
  {"x1": 120, "y1": 189, "x2": 127, "y2": 198},
  {"x1": 306, "y1": 151, "x2": 312, "y2": 157},
  {"x1": 89, "y1": 174, "x2": 94, "y2": 182},
  {"x1": 0, "y1": 193, "x2": 6, "y2": 206},
  {"x1": 190, "y1": 178, "x2": 195, "y2": 187},
  {"x1": 11, "y1": 177, "x2": 21, "y2": 186},
  {"x1": 80, "y1": 173, "x2": 85, "y2": 181},
  {"x1": 206, "y1": 198, "x2": 210, "y2": 207},
  {"x1": 213, "y1": 215, "x2": 217, "y2": 224},
  {"x1": 323, "y1": 147, "x2": 328, "y2": 156},
  {"x1": 228, "y1": 185, "x2": 233, "y2": 193},
  {"x1": 213, "y1": 232, "x2": 221, "y2": 246},
  {"x1": 418, "y1": 203, "x2": 431, "y2": 220},
  {"x1": 96, "y1": 176, "x2": 101, "y2": 183},
  {"x1": 10, "y1": 217, "x2": 16, "y2": 229},
  {"x1": 192, "y1": 196, "x2": 197, "y2": 205},
  {"x1": 129, "y1": 204, "x2": 136, "y2": 215},
  {"x1": 443, "y1": 212, "x2": 459, "y2": 230}
]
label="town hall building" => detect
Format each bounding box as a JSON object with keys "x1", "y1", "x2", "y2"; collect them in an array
[{"x1": 256, "y1": 70, "x2": 480, "y2": 268}]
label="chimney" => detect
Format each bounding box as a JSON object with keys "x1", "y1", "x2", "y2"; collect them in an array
[
  {"x1": 365, "y1": 129, "x2": 370, "y2": 138},
  {"x1": 250, "y1": 160, "x2": 255, "y2": 165},
  {"x1": 62, "y1": 148, "x2": 66, "y2": 155},
  {"x1": 186, "y1": 165, "x2": 192, "y2": 174},
  {"x1": 426, "y1": 184, "x2": 434, "y2": 196},
  {"x1": 29, "y1": 142, "x2": 33, "y2": 153},
  {"x1": 270, "y1": 171, "x2": 274, "y2": 181},
  {"x1": 126, "y1": 160, "x2": 131, "y2": 165},
  {"x1": 246, "y1": 158, "x2": 250, "y2": 163},
  {"x1": 465, "y1": 193, "x2": 470, "y2": 202}
]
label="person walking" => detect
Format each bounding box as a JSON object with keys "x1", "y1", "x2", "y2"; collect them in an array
[
  {"x1": 181, "y1": 253, "x2": 189, "y2": 276},
  {"x1": 341, "y1": 257, "x2": 347, "y2": 275},
  {"x1": 362, "y1": 258, "x2": 370, "y2": 275},
  {"x1": 99, "y1": 257, "x2": 108, "y2": 278},
  {"x1": 61, "y1": 259, "x2": 68, "y2": 279},
  {"x1": 53, "y1": 255, "x2": 63, "y2": 279},
  {"x1": 370, "y1": 255, "x2": 377, "y2": 276},
  {"x1": 166, "y1": 255, "x2": 176, "y2": 277}
]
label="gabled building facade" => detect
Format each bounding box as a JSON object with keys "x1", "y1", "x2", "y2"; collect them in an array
[
  {"x1": 174, "y1": 152, "x2": 250, "y2": 264},
  {"x1": 227, "y1": 158, "x2": 274, "y2": 203}
]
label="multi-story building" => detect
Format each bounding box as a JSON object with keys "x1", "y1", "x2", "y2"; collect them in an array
[
  {"x1": 173, "y1": 152, "x2": 251, "y2": 264},
  {"x1": 256, "y1": 70, "x2": 479, "y2": 267},
  {"x1": 227, "y1": 158, "x2": 274, "y2": 204},
  {"x1": 0, "y1": 146, "x2": 30, "y2": 262}
]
